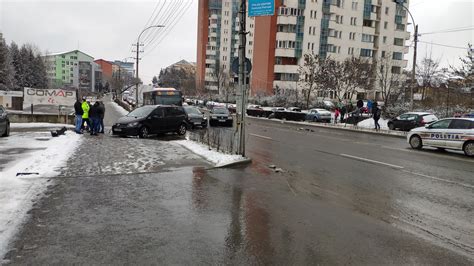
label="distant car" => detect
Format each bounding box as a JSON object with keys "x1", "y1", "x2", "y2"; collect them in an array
[
  {"x1": 0, "y1": 105, "x2": 10, "y2": 137},
  {"x1": 184, "y1": 106, "x2": 207, "y2": 129},
  {"x1": 306, "y1": 108, "x2": 332, "y2": 122},
  {"x1": 313, "y1": 100, "x2": 335, "y2": 111},
  {"x1": 271, "y1": 107, "x2": 286, "y2": 112},
  {"x1": 387, "y1": 112, "x2": 438, "y2": 131},
  {"x1": 407, "y1": 118, "x2": 474, "y2": 156},
  {"x1": 287, "y1": 107, "x2": 302, "y2": 112},
  {"x1": 462, "y1": 113, "x2": 474, "y2": 118},
  {"x1": 209, "y1": 107, "x2": 233, "y2": 127},
  {"x1": 112, "y1": 105, "x2": 187, "y2": 138}
]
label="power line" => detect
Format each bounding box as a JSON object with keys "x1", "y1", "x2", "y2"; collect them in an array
[
  {"x1": 418, "y1": 41, "x2": 468, "y2": 50},
  {"x1": 141, "y1": 0, "x2": 168, "y2": 43},
  {"x1": 420, "y1": 26, "x2": 474, "y2": 35}
]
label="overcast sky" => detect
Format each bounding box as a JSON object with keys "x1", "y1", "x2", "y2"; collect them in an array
[{"x1": 0, "y1": 0, "x2": 472, "y2": 85}]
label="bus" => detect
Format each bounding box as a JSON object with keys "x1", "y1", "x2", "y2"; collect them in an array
[{"x1": 143, "y1": 88, "x2": 183, "y2": 106}]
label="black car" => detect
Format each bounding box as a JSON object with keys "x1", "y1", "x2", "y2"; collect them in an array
[
  {"x1": 112, "y1": 105, "x2": 188, "y2": 138},
  {"x1": 209, "y1": 107, "x2": 233, "y2": 127},
  {"x1": 184, "y1": 106, "x2": 207, "y2": 129},
  {"x1": 387, "y1": 112, "x2": 438, "y2": 131},
  {"x1": 0, "y1": 105, "x2": 10, "y2": 137}
]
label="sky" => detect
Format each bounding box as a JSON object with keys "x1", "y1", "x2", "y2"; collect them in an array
[{"x1": 0, "y1": 0, "x2": 472, "y2": 85}]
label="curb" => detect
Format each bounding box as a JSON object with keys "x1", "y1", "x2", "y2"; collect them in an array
[
  {"x1": 212, "y1": 158, "x2": 252, "y2": 169},
  {"x1": 247, "y1": 116, "x2": 407, "y2": 139}
]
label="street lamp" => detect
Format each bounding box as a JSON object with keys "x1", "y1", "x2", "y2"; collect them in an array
[
  {"x1": 135, "y1": 25, "x2": 165, "y2": 108},
  {"x1": 394, "y1": 0, "x2": 418, "y2": 111}
]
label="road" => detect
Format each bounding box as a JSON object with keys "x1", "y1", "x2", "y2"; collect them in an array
[
  {"x1": 2, "y1": 101, "x2": 473, "y2": 264},
  {"x1": 245, "y1": 117, "x2": 474, "y2": 259}
]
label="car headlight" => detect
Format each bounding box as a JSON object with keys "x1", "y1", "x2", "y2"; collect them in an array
[
  {"x1": 203, "y1": 116, "x2": 207, "y2": 120},
  {"x1": 127, "y1": 122, "x2": 139, "y2": 127}
]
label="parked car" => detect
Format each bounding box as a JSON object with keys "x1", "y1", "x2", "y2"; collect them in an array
[
  {"x1": 407, "y1": 118, "x2": 474, "y2": 156},
  {"x1": 184, "y1": 106, "x2": 207, "y2": 129},
  {"x1": 462, "y1": 112, "x2": 474, "y2": 118},
  {"x1": 312, "y1": 100, "x2": 335, "y2": 111},
  {"x1": 271, "y1": 107, "x2": 286, "y2": 112},
  {"x1": 306, "y1": 108, "x2": 332, "y2": 122},
  {"x1": 112, "y1": 105, "x2": 187, "y2": 138},
  {"x1": 287, "y1": 107, "x2": 302, "y2": 112},
  {"x1": 387, "y1": 112, "x2": 438, "y2": 131},
  {"x1": 209, "y1": 107, "x2": 233, "y2": 127},
  {"x1": 0, "y1": 105, "x2": 10, "y2": 137}
]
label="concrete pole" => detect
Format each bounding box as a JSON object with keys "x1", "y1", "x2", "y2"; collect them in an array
[
  {"x1": 411, "y1": 25, "x2": 418, "y2": 111},
  {"x1": 238, "y1": 0, "x2": 247, "y2": 157}
]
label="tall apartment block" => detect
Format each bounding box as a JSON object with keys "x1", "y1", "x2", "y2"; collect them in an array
[{"x1": 196, "y1": 0, "x2": 410, "y2": 100}]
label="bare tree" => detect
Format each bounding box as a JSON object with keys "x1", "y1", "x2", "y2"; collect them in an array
[
  {"x1": 299, "y1": 53, "x2": 330, "y2": 109},
  {"x1": 376, "y1": 56, "x2": 405, "y2": 107},
  {"x1": 416, "y1": 50, "x2": 441, "y2": 100}
]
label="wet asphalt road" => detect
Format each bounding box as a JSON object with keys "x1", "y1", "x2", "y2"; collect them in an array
[{"x1": 2, "y1": 100, "x2": 473, "y2": 264}]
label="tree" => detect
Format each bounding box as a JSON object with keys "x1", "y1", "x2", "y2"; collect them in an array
[
  {"x1": 299, "y1": 53, "x2": 329, "y2": 109},
  {"x1": 376, "y1": 56, "x2": 406, "y2": 107},
  {"x1": 0, "y1": 34, "x2": 16, "y2": 90},
  {"x1": 416, "y1": 51, "x2": 441, "y2": 100},
  {"x1": 152, "y1": 75, "x2": 159, "y2": 86},
  {"x1": 451, "y1": 43, "x2": 473, "y2": 88}
]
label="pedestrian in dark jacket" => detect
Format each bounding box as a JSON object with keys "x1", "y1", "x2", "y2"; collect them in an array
[
  {"x1": 340, "y1": 105, "x2": 346, "y2": 123},
  {"x1": 373, "y1": 106, "x2": 381, "y2": 131},
  {"x1": 89, "y1": 102, "x2": 101, "y2": 135},
  {"x1": 97, "y1": 101, "x2": 105, "y2": 133},
  {"x1": 74, "y1": 99, "x2": 83, "y2": 134}
]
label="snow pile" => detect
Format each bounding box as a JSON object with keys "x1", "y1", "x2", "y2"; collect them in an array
[
  {"x1": 10, "y1": 122, "x2": 74, "y2": 129},
  {"x1": 175, "y1": 140, "x2": 246, "y2": 167},
  {"x1": 0, "y1": 131, "x2": 82, "y2": 257},
  {"x1": 111, "y1": 101, "x2": 129, "y2": 116},
  {"x1": 357, "y1": 118, "x2": 389, "y2": 130}
]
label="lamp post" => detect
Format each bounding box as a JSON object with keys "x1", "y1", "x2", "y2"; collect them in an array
[
  {"x1": 135, "y1": 25, "x2": 165, "y2": 108},
  {"x1": 395, "y1": 0, "x2": 417, "y2": 111}
]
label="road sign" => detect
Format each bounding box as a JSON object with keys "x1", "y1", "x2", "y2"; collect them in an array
[
  {"x1": 231, "y1": 58, "x2": 252, "y2": 76},
  {"x1": 248, "y1": 0, "x2": 275, "y2": 17}
]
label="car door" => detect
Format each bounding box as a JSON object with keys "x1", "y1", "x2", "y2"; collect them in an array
[
  {"x1": 425, "y1": 119, "x2": 452, "y2": 147},
  {"x1": 148, "y1": 107, "x2": 165, "y2": 133},
  {"x1": 447, "y1": 119, "x2": 471, "y2": 149},
  {"x1": 162, "y1": 107, "x2": 179, "y2": 132}
]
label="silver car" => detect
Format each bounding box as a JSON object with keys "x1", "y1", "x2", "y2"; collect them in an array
[{"x1": 306, "y1": 108, "x2": 332, "y2": 123}]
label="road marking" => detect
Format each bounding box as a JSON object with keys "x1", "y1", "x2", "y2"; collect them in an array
[
  {"x1": 382, "y1": 145, "x2": 474, "y2": 163},
  {"x1": 401, "y1": 170, "x2": 474, "y2": 190},
  {"x1": 249, "y1": 133, "x2": 273, "y2": 140},
  {"x1": 340, "y1": 154, "x2": 405, "y2": 169}
]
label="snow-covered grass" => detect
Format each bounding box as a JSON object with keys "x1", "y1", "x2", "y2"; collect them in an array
[
  {"x1": 175, "y1": 140, "x2": 247, "y2": 167},
  {"x1": 357, "y1": 118, "x2": 389, "y2": 130},
  {"x1": 0, "y1": 131, "x2": 82, "y2": 257},
  {"x1": 10, "y1": 122, "x2": 74, "y2": 129},
  {"x1": 111, "y1": 101, "x2": 129, "y2": 116}
]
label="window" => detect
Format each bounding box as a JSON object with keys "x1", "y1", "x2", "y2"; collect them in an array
[
  {"x1": 394, "y1": 38, "x2": 404, "y2": 46},
  {"x1": 363, "y1": 20, "x2": 372, "y2": 27},
  {"x1": 392, "y1": 52, "x2": 403, "y2": 60},
  {"x1": 396, "y1": 24, "x2": 405, "y2": 31},
  {"x1": 391, "y1": 66, "x2": 401, "y2": 74},
  {"x1": 384, "y1": 21, "x2": 388, "y2": 29},
  {"x1": 431, "y1": 119, "x2": 452, "y2": 129},
  {"x1": 449, "y1": 119, "x2": 473, "y2": 129},
  {"x1": 385, "y1": 7, "x2": 389, "y2": 14},
  {"x1": 361, "y1": 34, "x2": 373, "y2": 42},
  {"x1": 352, "y1": 1, "x2": 358, "y2": 10},
  {"x1": 381, "y1": 51, "x2": 386, "y2": 58},
  {"x1": 383, "y1": 36, "x2": 387, "y2": 43},
  {"x1": 360, "y1": 49, "x2": 373, "y2": 57}
]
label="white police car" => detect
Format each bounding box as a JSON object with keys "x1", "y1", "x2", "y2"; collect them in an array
[{"x1": 407, "y1": 118, "x2": 474, "y2": 156}]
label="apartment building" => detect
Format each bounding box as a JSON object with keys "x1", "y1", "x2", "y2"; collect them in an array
[{"x1": 196, "y1": 0, "x2": 410, "y2": 100}]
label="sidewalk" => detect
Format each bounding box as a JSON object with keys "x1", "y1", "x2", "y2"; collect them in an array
[{"x1": 247, "y1": 116, "x2": 408, "y2": 138}]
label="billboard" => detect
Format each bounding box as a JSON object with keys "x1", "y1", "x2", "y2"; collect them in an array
[
  {"x1": 79, "y1": 61, "x2": 92, "y2": 90},
  {"x1": 248, "y1": 0, "x2": 275, "y2": 17},
  {"x1": 23, "y1": 87, "x2": 76, "y2": 109}
]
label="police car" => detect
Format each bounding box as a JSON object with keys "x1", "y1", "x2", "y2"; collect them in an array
[{"x1": 407, "y1": 118, "x2": 474, "y2": 156}]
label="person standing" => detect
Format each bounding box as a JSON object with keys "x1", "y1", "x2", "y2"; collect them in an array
[
  {"x1": 334, "y1": 108, "x2": 340, "y2": 124},
  {"x1": 89, "y1": 102, "x2": 100, "y2": 136},
  {"x1": 367, "y1": 99, "x2": 373, "y2": 116},
  {"x1": 98, "y1": 101, "x2": 105, "y2": 133},
  {"x1": 340, "y1": 105, "x2": 346, "y2": 123},
  {"x1": 74, "y1": 99, "x2": 83, "y2": 134},
  {"x1": 81, "y1": 97, "x2": 90, "y2": 132},
  {"x1": 373, "y1": 106, "x2": 381, "y2": 131}
]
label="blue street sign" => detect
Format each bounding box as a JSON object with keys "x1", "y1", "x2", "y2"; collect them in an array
[{"x1": 248, "y1": 0, "x2": 275, "y2": 17}]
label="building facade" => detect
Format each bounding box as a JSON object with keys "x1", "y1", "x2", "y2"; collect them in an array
[
  {"x1": 94, "y1": 59, "x2": 114, "y2": 82},
  {"x1": 196, "y1": 0, "x2": 410, "y2": 100},
  {"x1": 44, "y1": 50, "x2": 100, "y2": 91}
]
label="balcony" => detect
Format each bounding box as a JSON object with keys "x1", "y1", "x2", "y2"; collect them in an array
[
  {"x1": 276, "y1": 32, "x2": 297, "y2": 41},
  {"x1": 328, "y1": 20, "x2": 343, "y2": 30},
  {"x1": 275, "y1": 48, "x2": 296, "y2": 57},
  {"x1": 277, "y1": 15, "x2": 297, "y2": 25},
  {"x1": 274, "y1": 64, "x2": 299, "y2": 74},
  {"x1": 205, "y1": 58, "x2": 216, "y2": 64},
  {"x1": 361, "y1": 26, "x2": 376, "y2": 35},
  {"x1": 273, "y1": 80, "x2": 297, "y2": 90}
]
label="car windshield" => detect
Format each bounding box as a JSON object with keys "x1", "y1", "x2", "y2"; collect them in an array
[
  {"x1": 126, "y1": 106, "x2": 154, "y2": 117},
  {"x1": 184, "y1": 107, "x2": 201, "y2": 115},
  {"x1": 213, "y1": 108, "x2": 228, "y2": 114}
]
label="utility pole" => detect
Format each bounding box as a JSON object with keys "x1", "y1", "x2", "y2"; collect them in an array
[
  {"x1": 411, "y1": 24, "x2": 418, "y2": 111},
  {"x1": 238, "y1": 0, "x2": 247, "y2": 157}
]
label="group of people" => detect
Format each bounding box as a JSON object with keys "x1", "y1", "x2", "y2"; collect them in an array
[
  {"x1": 333, "y1": 99, "x2": 382, "y2": 131},
  {"x1": 74, "y1": 97, "x2": 106, "y2": 135}
]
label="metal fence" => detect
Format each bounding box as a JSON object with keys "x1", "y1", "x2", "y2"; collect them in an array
[{"x1": 187, "y1": 127, "x2": 239, "y2": 155}]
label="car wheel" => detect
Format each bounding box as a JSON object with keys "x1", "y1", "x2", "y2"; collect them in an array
[
  {"x1": 138, "y1": 126, "x2": 149, "y2": 139},
  {"x1": 177, "y1": 124, "x2": 187, "y2": 136},
  {"x1": 409, "y1": 135, "x2": 423, "y2": 150},
  {"x1": 463, "y1": 141, "x2": 474, "y2": 157},
  {"x1": 1, "y1": 123, "x2": 9, "y2": 137},
  {"x1": 388, "y1": 123, "x2": 395, "y2": 130}
]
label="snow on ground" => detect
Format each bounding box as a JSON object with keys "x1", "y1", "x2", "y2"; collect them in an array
[
  {"x1": 175, "y1": 140, "x2": 246, "y2": 167},
  {"x1": 357, "y1": 118, "x2": 389, "y2": 130},
  {"x1": 10, "y1": 123, "x2": 74, "y2": 129},
  {"x1": 111, "y1": 101, "x2": 130, "y2": 116},
  {"x1": 0, "y1": 131, "x2": 82, "y2": 258}
]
